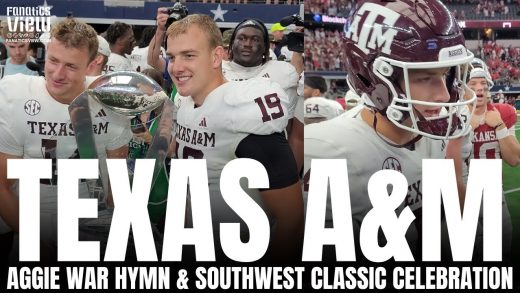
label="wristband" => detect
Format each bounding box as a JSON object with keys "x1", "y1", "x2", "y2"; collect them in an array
[{"x1": 496, "y1": 126, "x2": 508, "y2": 140}]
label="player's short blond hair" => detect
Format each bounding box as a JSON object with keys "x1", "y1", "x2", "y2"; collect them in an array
[
  {"x1": 166, "y1": 14, "x2": 222, "y2": 50},
  {"x1": 51, "y1": 18, "x2": 98, "y2": 62}
]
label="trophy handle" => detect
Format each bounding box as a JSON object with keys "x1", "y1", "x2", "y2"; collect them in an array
[
  {"x1": 69, "y1": 91, "x2": 111, "y2": 208},
  {"x1": 146, "y1": 99, "x2": 175, "y2": 186}
]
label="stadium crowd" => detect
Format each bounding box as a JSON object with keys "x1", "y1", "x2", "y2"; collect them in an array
[
  {"x1": 304, "y1": 0, "x2": 520, "y2": 89},
  {"x1": 445, "y1": 0, "x2": 515, "y2": 20},
  {"x1": 305, "y1": 0, "x2": 354, "y2": 17},
  {"x1": 476, "y1": 41, "x2": 520, "y2": 86},
  {"x1": 305, "y1": 28, "x2": 347, "y2": 71}
]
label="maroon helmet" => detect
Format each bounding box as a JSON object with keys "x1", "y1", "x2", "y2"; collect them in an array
[{"x1": 344, "y1": 0, "x2": 475, "y2": 139}]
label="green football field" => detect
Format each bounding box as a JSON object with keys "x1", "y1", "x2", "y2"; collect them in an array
[{"x1": 504, "y1": 117, "x2": 520, "y2": 264}]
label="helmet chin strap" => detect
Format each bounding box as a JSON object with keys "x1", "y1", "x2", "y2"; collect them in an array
[{"x1": 372, "y1": 109, "x2": 423, "y2": 150}]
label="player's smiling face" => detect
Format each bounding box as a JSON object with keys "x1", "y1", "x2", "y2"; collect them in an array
[
  {"x1": 166, "y1": 25, "x2": 221, "y2": 101},
  {"x1": 231, "y1": 27, "x2": 265, "y2": 67},
  {"x1": 44, "y1": 38, "x2": 91, "y2": 104}
]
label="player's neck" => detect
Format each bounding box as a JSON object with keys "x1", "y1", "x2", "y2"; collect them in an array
[
  {"x1": 9, "y1": 56, "x2": 29, "y2": 65},
  {"x1": 47, "y1": 85, "x2": 85, "y2": 105},
  {"x1": 474, "y1": 104, "x2": 487, "y2": 116},
  {"x1": 361, "y1": 108, "x2": 416, "y2": 145},
  {"x1": 233, "y1": 60, "x2": 262, "y2": 68},
  {"x1": 192, "y1": 73, "x2": 227, "y2": 107},
  {"x1": 111, "y1": 45, "x2": 126, "y2": 57}
]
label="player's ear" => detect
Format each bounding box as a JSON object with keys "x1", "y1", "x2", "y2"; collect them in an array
[
  {"x1": 87, "y1": 54, "x2": 101, "y2": 71},
  {"x1": 212, "y1": 46, "x2": 225, "y2": 69}
]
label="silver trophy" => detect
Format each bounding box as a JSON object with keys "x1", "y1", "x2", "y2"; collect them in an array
[{"x1": 68, "y1": 71, "x2": 173, "y2": 248}]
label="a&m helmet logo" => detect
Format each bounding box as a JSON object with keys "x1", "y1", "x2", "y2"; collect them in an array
[{"x1": 344, "y1": 2, "x2": 401, "y2": 55}]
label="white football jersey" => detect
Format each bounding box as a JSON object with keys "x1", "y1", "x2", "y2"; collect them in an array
[
  {"x1": 0, "y1": 74, "x2": 132, "y2": 233},
  {"x1": 304, "y1": 97, "x2": 344, "y2": 121},
  {"x1": 129, "y1": 46, "x2": 165, "y2": 72},
  {"x1": 0, "y1": 75, "x2": 132, "y2": 158},
  {"x1": 304, "y1": 110, "x2": 445, "y2": 253},
  {"x1": 222, "y1": 60, "x2": 299, "y2": 120},
  {"x1": 104, "y1": 53, "x2": 134, "y2": 73},
  {"x1": 174, "y1": 78, "x2": 290, "y2": 223}
]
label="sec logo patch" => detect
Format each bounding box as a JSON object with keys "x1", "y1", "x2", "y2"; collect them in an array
[{"x1": 24, "y1": 99, "x2": 41, "y2": 116}]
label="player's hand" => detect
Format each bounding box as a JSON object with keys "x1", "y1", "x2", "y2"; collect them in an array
[
  {"x1": 470, "y1": 114, "x2": 480, "y2": 129},
  {"x1": 484, "y1": 108, "x2": 504, "y2": 128},
  {"x1": 134, "y1": 128, "x2": 153, "y2": 144},
  {"x1": 156, "y1": 8, "x2": 169, "y2": 32}
]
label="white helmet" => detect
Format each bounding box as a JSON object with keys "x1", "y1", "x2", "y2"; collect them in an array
[{"x1": 345, "y1": 90, "x2": 362, "y2": 109}]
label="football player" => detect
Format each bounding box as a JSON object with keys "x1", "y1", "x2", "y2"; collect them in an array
[
  {"x1": 0, "y1": 18, "x2": 132, "y2": 262},
  {"x1": 445, "y1": 58, "x2": 493, "y2": 206},
  {"x1": 86, "y1": 35, "x2": 111, "y2": 76},
  {"x1": 104, "y1": 21, "x2": 135, "y2": 73},
  {"x1": 303, "y1": 75, "x2": 327, "y2": 100},
  {"x1": 469, "y1": 69, "x2": 520, "y2": 165},
  {"x1": 304, "y1": 0, "x2": 475, "y2": 260},
  {"x1": 304, "y1": 97, "x2": 344, "y2": 125},
  {"x1": 223, "y1": 18, "x2": 304, "y2": 172},
  {"x1": 166, "y1": 14, "x2": 303, "y2": 260},
  {"x1": 465, "y1": 64, "x2": 517, "y2": 261}
]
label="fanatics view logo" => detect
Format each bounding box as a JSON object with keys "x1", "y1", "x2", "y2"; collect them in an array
[
  {"x1": 5, "y1": 2, "x2": 52, "y2": 43},
  {"x1": 24, "y1": 99, "x2": 41, "y2": 116},
  {"x1": 344, "y1": 2, "x2": 400, "y2": 55}
]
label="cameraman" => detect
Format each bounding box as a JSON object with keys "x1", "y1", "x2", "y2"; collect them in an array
[
  {"x1": 270, "y1": 23, "x2": 289, "y2": 60},
  {"x1": 289, "y1": 25, "x2": 303, "y2": 75},
  {"x1": 147, "y1": 7, "x2": 177, "y2": 96}
]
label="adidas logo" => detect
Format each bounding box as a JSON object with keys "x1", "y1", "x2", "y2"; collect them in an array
[
  {"x1": 262, "y1": 73, "x2": 270, "y2": 78},
  {"x1": 199, "y1": 117, "x2": 207, "y2": 127},
  {"x1": 95, "y1": 109, "x2": 107, "y2": 118}
]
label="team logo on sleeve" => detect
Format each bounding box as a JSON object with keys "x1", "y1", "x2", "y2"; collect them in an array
[{"x1": 24, "y1": 99, "x2": 41, "y2": 116}]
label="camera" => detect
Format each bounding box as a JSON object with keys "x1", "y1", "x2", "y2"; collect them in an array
[
  {"x1": 35, "y1": 43, "x2": 45, "y2": 68},
  {"x1": 280, "y1": 14, "x2": 303, "y2": 53},
  {"x1": 26, "y1": 42, "x2": 46, "y2": 76},
  {"x1": 280, "y1": 14, "x2": 304, "y2": 27},
  {"x1": 165, "y1": 2, "x2": 188, "y2": 29}
]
